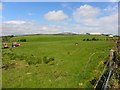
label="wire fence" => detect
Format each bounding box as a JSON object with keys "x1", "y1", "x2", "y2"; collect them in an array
[{"x1": 94, "y1": 49, "x2": 116, "y2": 90}]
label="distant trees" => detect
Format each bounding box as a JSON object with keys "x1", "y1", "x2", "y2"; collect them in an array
[
  {"x1": 2, "y1": 35, "x2": 14, "y2": 42},
  {"x1": 18, "y1": 39, "x2": 27, "y2": 42},
  {"x1": 83, "y1": 37, "x2": 99, "y2": 41},
  {"x1": 86, "y1": 33, "x2": 90, "y2": 35}
]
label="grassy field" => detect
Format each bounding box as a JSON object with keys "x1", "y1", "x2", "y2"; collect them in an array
[{"x1": 2, "y1": 35, "x2": 115, "y2": 88}]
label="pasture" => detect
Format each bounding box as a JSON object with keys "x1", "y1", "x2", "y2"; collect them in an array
[{"x1": 2, "y1": 35, "x2": 115, "y2": 88}]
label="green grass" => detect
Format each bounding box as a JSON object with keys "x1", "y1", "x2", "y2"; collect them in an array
[{"x1": 2, "y1": 35, "x2": 115, "y2": 88}]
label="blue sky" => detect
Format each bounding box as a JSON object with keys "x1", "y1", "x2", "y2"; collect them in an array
[
  {"x1": 3, "y1": 2, "x2": 117, "y2": 21},
  {"x1": 2, "y1": 2, "x2": 118, "y2": 35}
]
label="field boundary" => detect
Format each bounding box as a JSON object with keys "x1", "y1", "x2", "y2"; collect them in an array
[{"x1": 94, "y1": 38, "x2": 119, "y2": 90}]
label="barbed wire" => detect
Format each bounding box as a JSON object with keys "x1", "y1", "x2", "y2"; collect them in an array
[{"x1": 94, "y1": 59, "x2": 110, "y2": 89}]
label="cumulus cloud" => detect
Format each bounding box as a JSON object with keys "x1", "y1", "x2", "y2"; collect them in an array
[
  {"x1": 2, "y1": 20, "x2": 64, "y2": 36},
  {"x1": 70, "y1": 14, "x2": 118, "y2": 34},
  {"x1": 73, "y1": 4, "x2": 118, "y2": 34},
  {"x1": 73, "y1": 4, "x2": 100, "y2": 21},
  {"x1": 73, "y1": 4, "x2": 100, "y2": 27},
  {"x1": 44, "y1": 10, "x2": 68, "y2": 21}
]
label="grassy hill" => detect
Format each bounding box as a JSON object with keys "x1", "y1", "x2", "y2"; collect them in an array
[{"x1": 2, "y1": 35, "x2": 115, "y2": 88}]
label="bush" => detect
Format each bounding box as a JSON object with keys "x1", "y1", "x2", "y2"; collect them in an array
[
  {"x1": 84, "y1": 38, "x2": 99, "y2": 41},
  {"x1": 83, "y1": 39, "x2": 86, "y2": 41},
  {"x1": 2, "y1": 35, "x2": 14, "y2": 42},
  {"x1": 49, "y1": 57, "x2": 55, "y2": 61},
  {"x1": 86, "y1": 39, "x2": 90, "y2": 41},
  {"x1": 96, "y1": 38, "x2": 99, "y2": 41},
  {"x1": 36, "y1": 58, "x2": 42, "y2": 64},
  {"x1": 18, "y1": 39, "x2": 27, "y2": 42},
  {"x1": 43, "y1": 56, "x2": 48, "y2": 64},
  {"x1": 26, "y1": 55, "x2": 42, "y2": 65},
  {"x1": 92, "y1": 37, "x2": 96, "y2": 41},
  {"x1": 27, "y1": 60, "x2": 33, "y2": 65},
  {"x1": 43, "y1": 56, "x2": 55, "y2": 64}
]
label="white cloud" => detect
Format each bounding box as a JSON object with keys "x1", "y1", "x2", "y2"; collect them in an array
[
  {"x1": 73, "y1": 4, "x2": 100, "y2": 27},
  {"x1": 0, "y1": 3, "x2": 2, "y2": 11},
  {"x1": 4, "y1": 20, "x2": 28, "y2": 25},
  {"x1": 103, "y1": 5, "x2": 118, "y2": 14},
  {"x1": 44, "y1": 10, "x2": 68, "y2": 21},
  {"x1": 2, "y1": 20, "x2": 64, "y2": 36},
  {"x1": 98, "y1": 13, "x2": 118, "y2": 34},
  {"x1": 70, "y1": 13, "x2": 118, "y2": 34},
  {"x1": 72, "y1": 4, "x2": 118, "y2": 35},
  {"x1": 73, "y1": 4, "x2": 100, "y2": 22}
]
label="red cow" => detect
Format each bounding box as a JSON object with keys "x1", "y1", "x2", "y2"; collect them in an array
[{"x1": 15, "y1": 43, "x2": 21, "y2": 47}]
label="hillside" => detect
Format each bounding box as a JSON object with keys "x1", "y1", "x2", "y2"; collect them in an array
[{"x1": 2, "y1": 35, "x2": 115, "y2": 88}]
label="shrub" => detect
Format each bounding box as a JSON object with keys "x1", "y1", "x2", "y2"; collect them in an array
[
  {"x1": 26, "y1": 56, "x2": 42, "y2": 65},
  {"x1": 36, "y1": 58, "x2": 42, "y2": 64},
  {"x1": 84, "y1": 38, "x2": 100, "y2": 41},
  {"x1": 83, "y1": 39, "x2": 86, "y2": 41},
  {"x1": 19, "y1": 39, "x2": 27, "y2": 42},
  {"x1": 43, "y1": 56, "x2": 49, "y2": 64},
  {"x1": 43, "y1": 56, "x2": 55, "y2": 64},
  {"x1": 96, "y1": 38, "x2": 99, "y2": 41},
  {"x1": 27, "y1": 60, "x2": 33, "y2": 65},
  {"x1": 86, "y1": 39, "x2": 90, "y2": 41},
  {"x1": 2, "y1": 35, "x2": 14, "y2": 42},
  {"x1": 49, "y1": 57, "x2": 55, "y2": 61},
  {"x1": 92, "y1": 37, "x2": 96, "y2": 41}
]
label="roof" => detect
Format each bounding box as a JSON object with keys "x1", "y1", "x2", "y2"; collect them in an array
[{"x1": 89, "y1": 33, "x2": 102, "y2": 35}]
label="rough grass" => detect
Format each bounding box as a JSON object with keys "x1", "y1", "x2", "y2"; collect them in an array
[{"x1": 2, "y1": 35, "x2": 114, "y2": 88}]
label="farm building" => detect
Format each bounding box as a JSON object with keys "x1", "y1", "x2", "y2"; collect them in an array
[
  {"x1": 87, "y1": 33, "x2": 102, "y2": 35},
  {"x1": 109, "y1": 34, "x2": 113, "y2": 37}
]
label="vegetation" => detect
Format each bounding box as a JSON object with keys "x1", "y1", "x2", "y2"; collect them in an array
[
  {"x1": 2, "y1": 35, "x2": 14, "y2": 42},
  {"x1": 108, "y1": 51, "x2": 120, "y2": 88},
  {"x1": 2, "y1": 35, "x2": 115, "y2": 88},
  {"x1": 18, "y1": 38, "x2": 27, "y2": 42}
]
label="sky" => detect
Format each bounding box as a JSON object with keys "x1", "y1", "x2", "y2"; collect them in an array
[
  {"x1": 1, "y1": 0, "x2": 120, "y2": 2},
  {"x1": 1, "y1": 2, "x2": 118, "y2": 36}
]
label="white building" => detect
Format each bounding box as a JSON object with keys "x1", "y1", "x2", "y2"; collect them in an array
[
  {"x1": 109, "y1": 35, "x2": 113, "y2": 37},
  {"x1": 89, "y1": 33, "x2": 102, "y2": 35}
]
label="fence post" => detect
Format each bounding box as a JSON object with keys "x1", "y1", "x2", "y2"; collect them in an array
[{"x1": 104, "y1": 49, "x2": 115, "y2": 90}]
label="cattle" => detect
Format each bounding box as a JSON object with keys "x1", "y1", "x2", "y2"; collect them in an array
[
  {"x1": 3, "y1": 43, "x2": 9, "y2": 48},
  {"x1": 12, "y1": 42, "x2": 21, "y2": 47}
]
